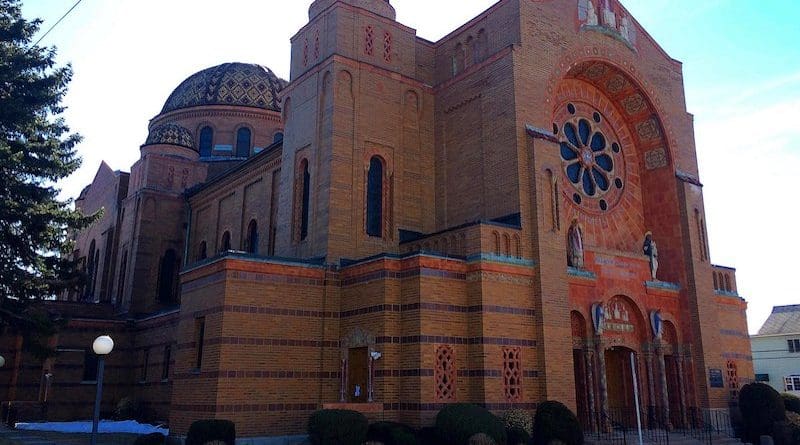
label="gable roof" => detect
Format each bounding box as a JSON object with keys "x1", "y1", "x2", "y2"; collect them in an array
[{"x1": 757, "y1": 305, "x2": 800, "y2": 335}]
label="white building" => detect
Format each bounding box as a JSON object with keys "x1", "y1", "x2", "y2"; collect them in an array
[{"x1": 751, "y1": 305, "x2": 800, "y2": 395}]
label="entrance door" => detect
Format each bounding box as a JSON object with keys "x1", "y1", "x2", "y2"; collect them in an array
[
  {"x1": 605, "y1": 347, "x2": 636, "y2": 425},
  {"x1": 347, "y1": 347, "x2": 368, "y2": 403},
  {"x1": 665, "y1": 355, "x2": 682, "y2": 427}
]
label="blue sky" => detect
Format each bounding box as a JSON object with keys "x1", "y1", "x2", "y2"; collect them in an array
[{"x1": 20, "y1": 0, "x2": 800, "y2": 333}]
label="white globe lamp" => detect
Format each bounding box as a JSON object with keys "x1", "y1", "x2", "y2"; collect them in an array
[
  {"x1": 92, "y1": 335, "x2": 114, "y2": 355},
  {"x1": 0, "y1": 355, "x2": 5, "y2": 368}
]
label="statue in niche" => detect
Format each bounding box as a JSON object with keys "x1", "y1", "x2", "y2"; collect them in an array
[
  {"x1": 602, "y1": 0, "x2": 616, "y2": 29},
  {"x1": 643, "y1": 231, "x2": 659, "y2": 281},
  {"x1": 586, "y1": 0, "x2": 599, "y2": 26},
  {"x1": 619, "y1": 16, "x2": 631, "y2": 41},
  {"x1": 567, "y1": 219, "x2": 584, "y2": 269}
]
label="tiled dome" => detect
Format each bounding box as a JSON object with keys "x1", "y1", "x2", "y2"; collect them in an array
[
  {"x1": 160, "y1": 63, "x2": 287, "y2": 114},
  {"x1": 144, "y1": 123, "x2": 195, "y2": 150}
]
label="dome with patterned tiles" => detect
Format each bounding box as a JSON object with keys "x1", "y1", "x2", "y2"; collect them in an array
[
  {"x1": 160, "y1": 63, "x2": 287, "y2": 114},
  {"x1": 144, "y1": 123, "x2": 195, "y2": 150}
]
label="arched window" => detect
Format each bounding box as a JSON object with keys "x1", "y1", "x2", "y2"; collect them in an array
[
  {"x1": 236, "y1": 127, "x2": 252, "y2": 157},
  {"x1": 712, "y1": 272, "x2": 719, "y2": 290},
  {"x1": 724, "y1": 274, "x2": 731, "y2": 292},
  {"x1": 220, "y1": 231, "x2": 231, "y2": 252},
  {"x1": 300, "y1": 161, "x2": 310, "y2": 241},
  {"x1": 273, "y1": 132, "x2": 284, "y2": 143},
  {"x1": 157, "y1": 249, "x2": 178, "y2": 304},
  {"x1": 246, "y1": 220, "x2": 259, "y2": 254},
  {"x1": 198, "y1": 241, "x2": 207, "y2": 260},
  {"x1": 452, "y1": 43, "x2": 464, "y2": 76},
  {"x1": 199, "y1": 126, "x2": 213, "y2": 157},
  {"x1": 366, "y1": 156, "x2": 383, "y2": 237}
]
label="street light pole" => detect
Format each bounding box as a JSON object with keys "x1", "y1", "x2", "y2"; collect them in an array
[{"x1": 90, "y1": 336, "x2": 114, "y2": 445}]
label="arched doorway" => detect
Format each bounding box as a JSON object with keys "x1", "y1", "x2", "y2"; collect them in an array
[
  {"x1": 605, "y1": 346, "x2": 637, "y2": 413},
  {"x1": 571, "y1": 311, "x2": 592, "y2": 429}
]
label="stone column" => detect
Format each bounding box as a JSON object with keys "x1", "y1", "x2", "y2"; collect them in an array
[
  {"x1": 367, "y1": 357, "x2": 375, "y2": 402},
  {"x1": 339, "y1": 358, "x2": 347, "y2": 402},
  {"x1": 677, "y1": 349, "x2": 688, "y2": 428},
  {"x1": 595, "y1": 337, "x2": 610, "y2": 431},
  {"x1": 585, "y1": 347, "x2": 597, "y2": 432},
  {"x1": 656, "y1": 340, "x2": 671, "y2": 430},
  {"x1": 644, "y1": 346, "x2": 656, "y2": 427}
]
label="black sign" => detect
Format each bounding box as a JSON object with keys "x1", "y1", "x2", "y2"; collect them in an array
[{"x1": 709, "y1": 368, "x2": 724, "y2": 388}]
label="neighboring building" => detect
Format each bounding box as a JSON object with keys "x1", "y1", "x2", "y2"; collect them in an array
[
  {"x1": 0, "y1": 0, "x2": 753, "y2": 440},
  {"x1": 752, "y1": 306, "x2": 800, "y2": 395}
]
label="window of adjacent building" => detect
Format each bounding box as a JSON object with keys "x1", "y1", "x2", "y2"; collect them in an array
[
  {"x1": 220, "y1": 231, "x2": 232, "y2": 252},
  {"x1": 785, "y1": 375, "x2": 800, "y2": 391},
  {"x1": 755, "y1": 373, "x2": 770, "y2": 382},
  {"x1": 199, "y1": 126, "x2": 213, "y2": 157},
  {"x1": 366, "y1": 156, "x2": 384, "y2": 237},
  {"x1": 246, "y1": 220, "x2": 259, "y2": 254},
  {"x1": 162, "y1": 345, "x2": 172, "y2": 381},
  {"x1": 140, "y1": 348, "x2": 150, "y2": 383},
  {"x1": 194, "y1": 317, "x2": 206, "y2": 371},
  {"x1": 236, "y1": 127, "x2": 252, "y2": 158},
  {"x1": 788, "y1": 339, "x2": 800, "y2": 353},
  {"x1": 157, "y1": 249, "x2": 178, "y2": 304},
  {"x1": 83, "y1": 349, "x2": 98, "y2": 382},
  {"x1": 435, "y1": 345, "x2": 456, "y2": 401}
]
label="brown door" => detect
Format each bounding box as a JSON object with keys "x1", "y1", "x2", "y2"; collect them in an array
[{"x1": 348, "y1": 347, "x2": 368, "y2": 403}]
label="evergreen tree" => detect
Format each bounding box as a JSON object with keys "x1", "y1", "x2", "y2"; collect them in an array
[{"x1": 0, "y1": 0, "x2": 97, "y2": 355}]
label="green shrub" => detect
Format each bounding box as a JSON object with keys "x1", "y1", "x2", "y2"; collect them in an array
[
  {"x1": 506, "y1": 426, "x2": 531, "y2": 445},
  {"x1": 116, "y1": 397, "x2": 144, "y2": 421},
  {"x1": 367, "y1": 421, "x2": 418, "y2": 445},
  {"x1": 468, "y1": 433, "x2": 496, "y2": 445},
  {"x1": 133, "y1": 433, "x2": 165, "y2": 445},
  {"x1": 435, "y1": 403, "x2": 507, "y2": 445},
  {"x1": 308, "y1": 409, "x2": 368, "y2": 445},
  {"x1": 501, "y1": 409, "x2": 533, "y2": 435},
  {"x1": 532, "y1": 401, "x2": 583, "y2": 445},
  {"x1": 417, "y1": 426, "x2": 439, "y2": 445},
  {"x1": 739, "y1": 382, "x2": 786, "y2": 443},
  {"x1": 782, "y1": 392, "x2": 800, "y2": 414},
  {"x1": 185, "y1": 419, "x2": 236, "y2": 445},
  {"x1": 773, "y1": 412, "x2": 800, "y2": 445}
]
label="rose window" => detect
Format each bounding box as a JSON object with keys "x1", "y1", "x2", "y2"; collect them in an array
[{"x1": 554, "y1": 102, "x2": 625, "y2": 213}]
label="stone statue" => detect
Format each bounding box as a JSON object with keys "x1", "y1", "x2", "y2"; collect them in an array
[
  {"x1": 568, "y1": 219, "x2": 584, "y2": 269},
  {"x1": 619, "y1": 16, "x2": 631, "y2": 41},
  {"x1": 602, "y1": 0, "x2": 616, "y2": 29},
  {"x1": 643, "y1": 232, "x2": 659, "y2": 281},
  {"x1": 586, "y1": 0, "x2": 599, "y2": 26}
]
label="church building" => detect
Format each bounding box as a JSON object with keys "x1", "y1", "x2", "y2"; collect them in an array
[{"x1": 0, "y1": 0, "x2": 752, "y2": 439}]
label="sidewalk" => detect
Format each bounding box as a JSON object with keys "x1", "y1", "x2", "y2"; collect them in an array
[{"x1": 0, "y1": 425, "x2": 56, "y2": 445}]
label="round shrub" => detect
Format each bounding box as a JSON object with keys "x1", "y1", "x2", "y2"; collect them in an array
[
  {"x1": 501, "y1": 409, "x2": 532, "y2": 436},
  {"x1": 133, "y1": 433, "x2": 165, "y2": 445},
  {"x1": 435, "y1": 403, "x2": 506, "y2": 445},
  {"x1": 506, "y1": 427, "x2": 530, "y2": 445},
  {"x1": 782, "y1": 392, "x2": 800, "y2": 414},
  {"x1": 367, "y1": 421, "x2": 419, "y2": 445},
  {"x1": 532, "y1": 401, "x2": 583, "y2": 445},
  {"x1": 739, "y1": 382, "x2": 786, "y2": 443},
  {"x1": 417, "y1": 426, "x2": 439, "y2": 445},
  {"x1": 468, "y1": 433, "x2": 496, "y2": 445},
  {"x1": 308, "y1": 409, "x2": 368, "y2": 445},
  {"x1": 185, "y1": 419, "x2": 236, "y2": 445}
]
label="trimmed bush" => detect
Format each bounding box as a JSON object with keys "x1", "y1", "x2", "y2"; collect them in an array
[
  {"x1": 308, "y1": 409, "x2": 368, "y2": 445},
  {"x1": 417, "y1": 426, "x2": 439, "y2": 445},
  {"x1": 435, "y1": 403, "x2": 507, "y2": 445},
  {"x1": 185, "y1": 419, "x2": 236, "y2": 445},
  {"x1": 506, "y1": 426, "x2": 531, "y2": 445},
  {"x1": 367, "y1": 421, "x2": 418, "y2": 445},
  {"x1": 501, "y1": 409, "x2": 533, "y2": 436},
  {"x1": 468, "y1": 433, "x2": 496, "y2": 445},
  {"x1": 738, "y1": 382, "x2": 786, "y2": 443},
  {"x1": 782, "y1": 392, "x2": 800, "y2": 414},
  {"x1": 532, "y1": 401, "x2": 583, "y2": 445},
  {"x1": 133, "y1": 433, "x2": 166, "y2": 445}
]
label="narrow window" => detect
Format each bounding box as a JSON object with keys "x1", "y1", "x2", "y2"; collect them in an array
[
  {"x1": 724, "y1": 275, "x2": 731, "y2": 292},
  {"x1": 198, "y1": 241, "x2": 207, "y2": 260},
  {"x1": 157, "y1": 249, "x2": 178, "y2": 304},
  {"x1": 366, "y1": 156, "x2": 383, "y2": 237},
  {"x1": 199, "y1": 126, "x2": 213, "y2": 157},
  {"x1": 301, "y1": 162, "x2": 310, "y2": 240},
  {"x1": 236, "y1": 127, "x2": 252, "y2": 158},
  {"x1": 86, "y1": 239, "x2": 96, "y2": 298},
  {"x1": 220, "y1": 231, "x2": 231, "y2": 252},
  {"x1": 117, "y1": 250, "x2": 128, "y2": 302},
  {"x1": 195, "y1": 317, "x2": 206, "y2": 371},
  {"x1": 162, "y1": 345, "x2": 172, "y2": 381},
  {"x1": 712, "y1": 272, "x2": 718, "y2": 290},
  {"x1": 268, "y1": 169, "x2": 280, "y2": 255},
  {"x1": 140, "y1": 348, "x2": 150, "y2": 383},
  {"x1": 83, "y1": 350, "x2": 99, "y2": 382},
  {"x1": 247, "y1": 220, "x2": 259, "y2": 254}
]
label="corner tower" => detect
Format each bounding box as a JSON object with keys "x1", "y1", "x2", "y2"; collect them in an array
[{"x1": 276, "y1": 0, "x2": 435, "y2": 262}]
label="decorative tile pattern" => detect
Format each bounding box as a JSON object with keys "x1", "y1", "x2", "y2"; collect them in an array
[
  {"x1": 144, "y1": 123, "x2": 195, "y2": 150},
  {"x1": 435, "y1": 345, "x2": 456, "y2": 401},
  {"x1": 503, "y1": 347, "x2": 522, "y2": 401},
  {"x1": 644, "y1": 147, "x2": 668, "y2": 170},
  {"x1": 621, "y1": 93, "x2": 647, "y2": 115},
  {"x1": 365, "y1": 26, "x2": 375, "y2": 56},
  {"x1": 383, "y1": 32, "x2": 392, "y2": 62},
  {"x1": 161, "y1": 63, "x2": 287, "y2": 114}
]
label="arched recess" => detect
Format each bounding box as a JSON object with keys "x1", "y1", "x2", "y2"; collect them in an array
[
  {"x1": 220, "y1": 231, "x2": 232, "y2": 252},
  {"x1": 157, "y1": 249, "x2": 179, "y2": 304},
  {"x1": 366, "y1": 156, "x2": 384, "y2": 237},
  {"x1": 553, "y1": 58, "x2": 680, "y2": 281},
  {"x1": 235, "y1": 126, "x2": 252, "y2": 158},
  {"x1": 246, "y1": 220, "x2": 259, "y2": 254},
  {"x1": 601, "y1": 294, "x2": 648, "y2": 350}
]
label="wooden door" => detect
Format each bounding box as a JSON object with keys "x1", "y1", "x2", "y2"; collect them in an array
[{"x1": 348, "y1": 347, "x2": 368, "y2": 403}]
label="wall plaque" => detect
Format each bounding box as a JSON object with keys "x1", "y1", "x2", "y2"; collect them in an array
[{"x1": 709, "y1": 368, "x2": 724, "y2": 388}]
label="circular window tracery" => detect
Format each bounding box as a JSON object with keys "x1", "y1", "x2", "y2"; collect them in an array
[{"x1": 555, "y1": 102, "x2": 626, "y2": 213}]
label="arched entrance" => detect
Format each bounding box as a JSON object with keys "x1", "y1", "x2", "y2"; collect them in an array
[{"x1": 605, "y1": 346, "x2": 636, "y2": 412}]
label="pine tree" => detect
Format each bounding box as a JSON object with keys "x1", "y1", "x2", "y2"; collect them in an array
[{"x1": 0, "y1": 0, "x2": 98, "y2": 355}]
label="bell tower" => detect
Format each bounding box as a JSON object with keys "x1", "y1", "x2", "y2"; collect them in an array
[{"x1": 308, "y1": 0, "x2": 395, "y2": 20}]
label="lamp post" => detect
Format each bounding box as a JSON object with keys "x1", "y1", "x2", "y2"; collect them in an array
[{"x1": 90, "y1": 335, "x2": 114, "y2": 445}]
